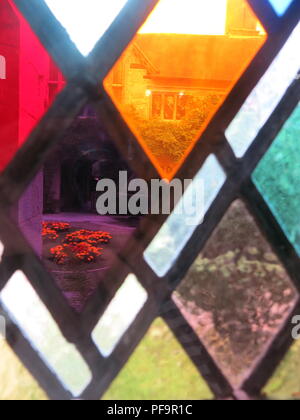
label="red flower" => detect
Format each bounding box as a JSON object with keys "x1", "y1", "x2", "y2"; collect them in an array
[{"x1": 47, "y1": 226, "x2": 111, "y2": 265}]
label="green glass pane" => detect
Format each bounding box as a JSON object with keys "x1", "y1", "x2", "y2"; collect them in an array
[
  {"x1": 253, "y1": 103, "x2": 300, "y2": 255},
  {"x1": 103, "y1": 318, "x2": 213, "y2": 400},
  {"x1": 264, "y1": 339, "x2": 300, "y2": 400}
]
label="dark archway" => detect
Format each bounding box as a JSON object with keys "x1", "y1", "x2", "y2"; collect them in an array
[{"x1": 61, "y1": 158, "x2": 94, "y2": 212}]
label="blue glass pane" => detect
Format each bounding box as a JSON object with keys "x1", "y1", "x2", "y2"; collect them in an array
[
  {"x1": 268, "y1": 0, "x2": 293, "y2": 16},
  {"x1": 253, "y1": 103, "x2": 300, "y2": 255}
]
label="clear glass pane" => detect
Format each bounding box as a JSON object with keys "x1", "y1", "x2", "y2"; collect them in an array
[
  {"x1": 264, "y1": 339, "x2": 300, "y2": 399},
  {"x1": 144, "y1": 155, "x2": 226, "y2": 277},
  {"x1": 104, "y1": 0, "x2": 267, "y2": 179},
  {"x1": 0, "y1": 271, "x2": 92, "y2": 397},
  {"x1": 14, "y1": 104, "x2": 144, "y2": 312},
  {"x1": 268, "y1": 0, "x2": 294, "y2": 15},
  {"x1": 92, "y1": 274, "x2": 148, "y2": 357},
  {"x1": 44, "y1": 0, "x2": 129, "y2": 56},
  {"x1": 226, "y1": 22, "x2": 300, "y2": 158},
  {"x1": 253, "y1": 103, "x2": 300, "y2": 255},
  {"x1": 173, "y1": 201, "x2": 297, "y2": 386},
  {"x1": 0, "y1": 0, "x2": 65, "y2": 172},
  {"x1": 0, "y1": 240, "x2": 4, "y2": 263},
  {"x1": 0, "y1": 340, "x2": 47, "y2": 400},
  {"x1": 103, "y1": 318, "x2": 213, "y2": 400}
]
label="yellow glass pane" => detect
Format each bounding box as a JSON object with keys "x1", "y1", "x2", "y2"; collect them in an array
[
  {"x1": 104, "y1": 0, "x2": 267, "y2": 179},
  {"x1": 264, "y1": 340, "x2": 300, "y2": 400},
  {"x1": 0, "y1": 340, "x2": 47, "y2": 400},
  {"x1": 103, "y1": 318, "x2": 213, "y2": 400}
]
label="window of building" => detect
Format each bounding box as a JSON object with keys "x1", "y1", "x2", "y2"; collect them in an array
[{"x1": 151, "y1": 92, "x2": 190, "y2": 121}]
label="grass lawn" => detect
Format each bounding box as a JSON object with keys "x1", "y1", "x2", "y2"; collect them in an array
[
  {"x1": 103, "y1": 318, "x2": 212, "y2": 400},
  {"x1": 264, "y1": 339, "x2": 300, "y2": 400},
  {"x1": 0, "y1": 318, "x2": 299, "y2": 400},
  {"x1": 0, "y1": 341, "x2": 47, "y2": 400}
]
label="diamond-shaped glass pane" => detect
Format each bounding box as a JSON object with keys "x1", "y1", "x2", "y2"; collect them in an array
[
  {"x1": 44, "y1": 0, "x2": 129, "y2": 56},
  {"x1": 268, "y1": 0, "x2": 294, "y2": 15},
  {"x1": 253, "y1": 103, "x2": 300, "y2": 255},
  {"x1": 264, "y1": 338, "x2": 300, "y2": 399},
  {"x1": 0, "y1": 0, "x2": 65, "y2": 172},
  {"x1": 13, "y1": 105, "x2": 145, "y2": 312},
  {"x1": 226, "y1": 22, "x2": 300, "y2": 158},
  {"x1": 1, "y1": 271, "x2": 92, "y2": 397},
  {"x1": 103, "y1": 318, "x2": 213, "y2": 400},
  {"x1": 0, "y1": 340, "x2": 47, "y2": 400},
  {"x1": 173, "y1": 201, "x2": 297, "y2": 386},
  {"x1": 104, "y1": 0, "x2": 267, "y2": 179},
  {"x1": 144, "y1": 155, "x2": 226, "y2": 277},
  {"x1": 92, "y1": 274, "x2": 148, "y2": 357}
]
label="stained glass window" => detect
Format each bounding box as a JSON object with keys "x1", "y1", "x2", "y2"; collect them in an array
[{"x1": 0, "y1": 0, "x2": 299, "y2": 402}]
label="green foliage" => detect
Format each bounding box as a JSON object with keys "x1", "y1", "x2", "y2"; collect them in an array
[
  {"x1": 103, "y1": 318, "x2": 212, "y2": 400},
  {"x1": 264, "y1": 339, "x2": 300, "y2": 400},
  {"x1": 0, "y1": 342, "x2": 47, "y2": 400},
  {"x1": 125, "y1": 95, "x2": 222, "y2": 165}
]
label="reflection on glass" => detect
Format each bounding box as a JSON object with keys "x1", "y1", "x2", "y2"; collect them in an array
[
  {"x1": 226, "y1": 22, "x2": 300, "y2": 158},
  {"x1": 144, "y1": 155, "x2": 226, "y2": 277},
  {"x1": 264, "y1": 339, "x2": 300, "y2": 400},
  {"x1": 0, "y1": 0, "x2": 65, "y2": 172},
  {"x1": 0, "y1": 271, "x2": 92, "y2": 397},
  {"x1": 268, "y1": 0, "x2": 294, "y2": 15},
  {"x1": 173, "y1": 201, "x2": 297, "y2": 386},
  {"x1": 253, "y1": 103, "x2": 300, "y2": 255},
  {"x1": 15, "y1": 106, "x2": 142, "y2": 312},
  {"x1": 92, "y1": 274, "x2": 147, "y2": 357},
  {"x1": 44, "y1": 0, "x2": 129, "y2": 56},
  {"x1": 104, "y1": 0, "x2": 267, "y2": 179},
  {"x1": 103, "y1": 318, "x2": 213, "y2": 400}
]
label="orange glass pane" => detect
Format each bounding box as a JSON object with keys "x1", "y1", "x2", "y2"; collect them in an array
[
  {"x1": 0, "y1": 0, "x2": 65, "y2": 172},
  {"x1": 104, "y1": 0, "x2": 267, "y2": 179}
]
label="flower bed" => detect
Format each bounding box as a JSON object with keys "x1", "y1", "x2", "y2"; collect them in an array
[
  {"x1": 42, "y1": 222, "x2": 71, "y2": 240},
  {"x1": 50, "y1": 242, "x2": 103, "y2": 265},
  {"x1": 64, "y1": 229, "x2": 112, "y2": 246},
  {"x1": 43, "y1": 222, "x2": 112, "y2": 266}
]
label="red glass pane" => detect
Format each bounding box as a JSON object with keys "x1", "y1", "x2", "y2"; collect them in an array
[{"x1": 0, "y1": 0, "x2": 65, "y2": 172}]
